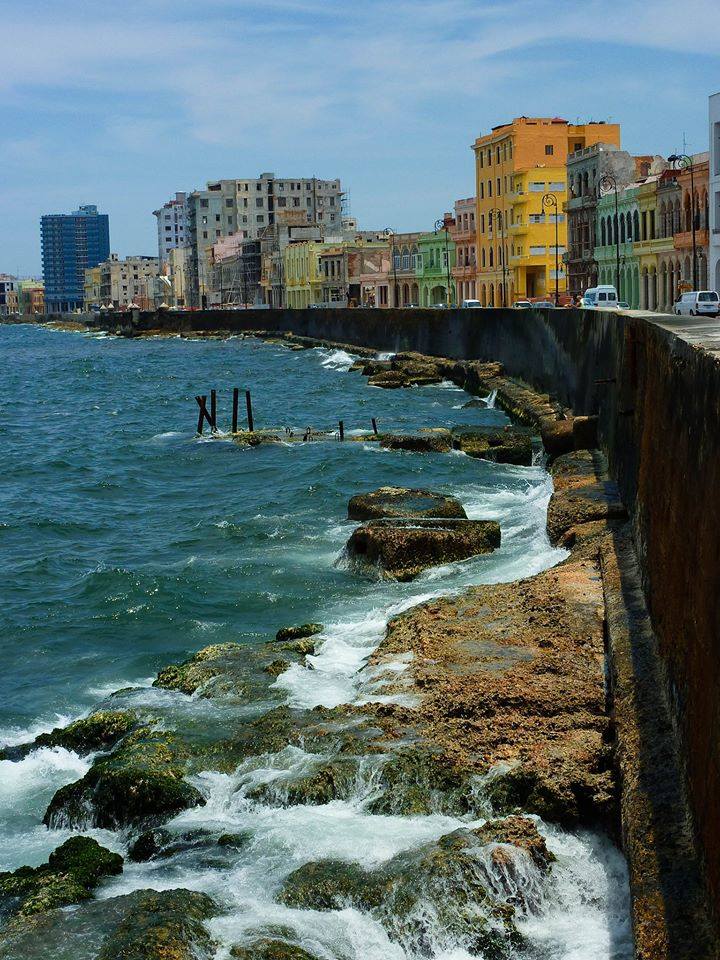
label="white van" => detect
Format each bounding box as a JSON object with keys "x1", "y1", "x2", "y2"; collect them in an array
[
  {"x1": 673, "y1": 291, "x2": 720, "y2": 317},
  {"x1": 582, "y1": 285, "x2": 619, "y2": 310},
  {"x1": 461, "y1": 299, "x2": 483, "y2": 309}
]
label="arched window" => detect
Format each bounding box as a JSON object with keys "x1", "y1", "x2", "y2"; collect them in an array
[
  {"x1": 481, "y1": 248, "x2": 486, "y2": 268},
  {"x1": 633, "y1": 210, "x2": 640, "y2": 240},
  {"x1": 601, "y1": 218, "x2": 607, "y2": 247},
  {"x1": 620, "y1": 215, "x2": 626, "y2": 243},
  {"x1": 489, "y1": 247, "x2": 494, "y2": 267},
  {"x1": 626, "y1": 211, "x2": 632, "y2": 241},
  {"x1": 583, "y1": 172, "x2": 589, "y2": 195}
]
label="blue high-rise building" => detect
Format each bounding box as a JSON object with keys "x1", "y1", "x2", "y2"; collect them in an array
[{"x1": 41, "y1": 205, "x2": 110, "y2": 312}]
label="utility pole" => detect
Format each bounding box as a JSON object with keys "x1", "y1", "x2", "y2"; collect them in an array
[
  {"x1": 669, "y1": 154, "x2": 698, "y2": 290},
  {"x1": 542, "y1": 193, "x2": 561, "y2": 304}
]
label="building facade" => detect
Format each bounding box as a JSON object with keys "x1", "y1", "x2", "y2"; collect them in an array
[
  {"x1": 17, "y1": 279, "x2": 44, "y2": 315},
  {"x1": 91, "y1": 254, "x2": 161, "y2": 308},
  {"x1": 185, "y1": 174, "x2": 343, "y2": 307},
  {"x1": 473, "y1": 117, "x2": 620, "y2": 305},
  {"x1": 418, "y1": 222, "x2": 456, "y2": 307},
  {"x1": 0, "y1": 275, "x2": 18, "y2": 316},
  {"x1": 451, "y1": 198, "x2": 477, "y2": 302},
  {"x1": 710, "y1": 93, "x2": 720, "y2": 292},
  {"x1": 41, "y1": 204, "x2": 110, "y2": 312},
  {"x1": 153, "y1": 192, "x2": 188, "y2": 265},
  {"x1": 673, "y1": 154, "x2": 710, "y2": 292}
]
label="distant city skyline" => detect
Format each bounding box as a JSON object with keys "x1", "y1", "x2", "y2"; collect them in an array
[{"x1": 2, "y1": 0, "x2": 720, "y2": 275}]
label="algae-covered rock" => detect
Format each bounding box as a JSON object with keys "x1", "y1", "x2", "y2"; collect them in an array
[
  {"x1": 275, "y1": 624, "x2": 324, "y2": 644},
  {"x1": 263, "y1": 659, "x2": 290, "y2": 678},
  {"x1": 279, "y1": 821, "x2": 550, "y2": 957},
  {"x1": 247, "y1": 758, "x2": 360, "y2": 807},
  {"x1": 368, "y1": 749, "x2": 476, "y2": 816},
  {"x1": 273, "y1": 637, "x2": 316, "y2": 657},
  {"x1": 127, "y1": 829, "x2": 172, "y2": 863},
  {"x1": 347, "y1": 517, "x2": 501, "y2": 581},
  {"x1": 231, "y1": 940, "x2": 320, "y2": 960},
  {"x1": 43, "y1": 727, "x2": 205, "y2": 829},
  {"x1": 153, "y1": 642, "x2": 247, "y2": 696},
  {"x1": 1, "y1": 711, "x2": 136, "y2": 761},
  {"x1": 367, "y1": 370, "x2": 409, "y2": 389},
  {"x1": 0, "y1": 837, "x2": 123, "y2": 922},
  {"x1": 452, "y1": 426, "x2": 533, "y2": 465},
  {"x1": 546, "y1": 481, "x2": 628, "y2": 544},
  {"x1": 379, "y1": 431, "x2": 452, "y2": 453},
  {"x1": 348, "y1": 487, "x2": 467, "y2": 522},
  {"x1": 95, "y1": 888, "x2": 218, "y2": 960}
]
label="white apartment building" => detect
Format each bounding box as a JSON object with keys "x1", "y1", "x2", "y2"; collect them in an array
[
  {"x1": 153, "y1": 192, "x2": 188, "y2": 265},
  {"x1": 96, "y1": 254, "x2": 161, "y2": 307},
  {"x1": 709, "y1": 93, "x2": 720, "y2": 291}
]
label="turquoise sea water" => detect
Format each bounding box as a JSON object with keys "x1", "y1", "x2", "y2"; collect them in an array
[{"x1": 0, "y1": 325, "x2": 633, "y2": 959}]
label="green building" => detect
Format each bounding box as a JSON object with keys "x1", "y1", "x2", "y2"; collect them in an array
[{"x1": 417, "y1": 229, "x2": 456, "y2": 307}]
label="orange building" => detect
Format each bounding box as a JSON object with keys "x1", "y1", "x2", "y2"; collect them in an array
[{"x1": 472, "y1": 117, "x2": 621, "y2": 304}]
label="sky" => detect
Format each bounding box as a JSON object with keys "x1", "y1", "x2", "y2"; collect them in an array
[{"x1": 2, "y1": 0, "x2": 720, "y2": 276}]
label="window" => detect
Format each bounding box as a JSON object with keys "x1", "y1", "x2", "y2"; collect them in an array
[
  {"x1": 256, "y1": 215, "x2": 264, "y2": 223},
  {"x1": 256, "y1": 198, "x2": 264, "y2": 208},
  {"x1": 202, "y1": 231, "x2": 208, "y2": 239},
  {"x1": 200, "y1": 199, "x2": 208, "y2": 208},
  {"x1": 479, "y1": 152, "x2": 484, "y2": 169},
  {"x1": 225, "y1": 199, "x2": 233, "y2": 207},
  {"x1": 227, "y1": 216, "x2": 232, "y2": 225},
  {"x1": 215, "y1": 214, "x2": 220, "y2": 222},
  {"x1": 277, "y1": 197, "x2": 286, "y2": 207},
  {"x1": 496, "y1": 178, "x2": 501, "y2": 195},
  {"x1": 545, "y1": 145, "x2": 554, "y2": 155}
]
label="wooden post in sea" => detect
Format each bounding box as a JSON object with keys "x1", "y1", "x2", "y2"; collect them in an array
[
  {"x1": 245, "y1": 390, "x2": 254, "y2": 432},
  {"x1": 371, "y1": 417, "x2": 378, "y2": 435},
  {"x1": 339, "y1": 420, "x2": 345, "y2": 441},
  {"x1": 232, "y1": 388, "x2": 239, "y2": 433},
  {"x1": 195, "y1": 395, "x2": 213, "y2": 435},
  {"x1": 210, "y1": 390, "x2": 217, "y2": 432}
]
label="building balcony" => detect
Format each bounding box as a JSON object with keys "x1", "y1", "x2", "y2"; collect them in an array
[
  {"x1": 452, "y1": 263, "x2": 476, "y2": 279},
  {"x1": 673, "y1": 229, "x2": 709, "y2": 251},
  {"x1": 509, "y1": 222, "x2": 528, "y2": 234}
]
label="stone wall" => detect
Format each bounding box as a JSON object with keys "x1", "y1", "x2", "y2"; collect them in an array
[{"x1": 104, "y1": 305, "x2": 720, "y2": 921}]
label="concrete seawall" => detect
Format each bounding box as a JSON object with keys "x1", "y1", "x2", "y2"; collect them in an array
[{"x1": 77, "y1": 306, "x2": 720, "y2": 944}]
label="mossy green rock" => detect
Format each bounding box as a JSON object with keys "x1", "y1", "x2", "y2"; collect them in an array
[
  {"x1": 368, "y1": 749, "x2": 477, "y2": 816},
  {"x1": 451, "y1": 426, "x2": 533, "y2": 466},
  {"x1": 95, "y1": 888, "x2": 217, "y2": 960},
  {"x1": 153, "y1": 642, "x2": 247, "y2": 696},
  {"x1": 0, "y1": 837, "x2": 123, "y2": 921},
  {"x1": 274, "y1": 624, "x2": 323, "y2": 644},
  {"x1": 280, "y1": 819, "x2": 552, "y2": 957},
  {"x1": 263, "y1": 659, "x2": 290, "y2": 678},
  {"x1": 348, "y1": 486, "x2": 467, "y2": 522},
  {"x1": 43, "y1": 728, "x2": 204, "y2": 829},
  {"x1": 247, "y1": 758, "x2": 360, "y2": 807},
  {"x1": 1, "y1": 711, "x2": 136, "y2": 761},
  {"x1": 231, "y1": 940, "x2": 320, "y2": 960}
]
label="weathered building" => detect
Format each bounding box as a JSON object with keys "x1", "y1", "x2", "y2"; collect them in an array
[
  {"x1": 153, "y1": 192, "x2": 188, "y2": 266},
  {"x1": 451, "y1": 198, "x2": 477, "y2": 303},
  {"x1": 710, "y1": 93, "x2": 720, "y2": 292}
]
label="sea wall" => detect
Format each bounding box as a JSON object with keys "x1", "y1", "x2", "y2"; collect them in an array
[{"x1": 97, "y1": 305, "x2": 720, "y2": 927}]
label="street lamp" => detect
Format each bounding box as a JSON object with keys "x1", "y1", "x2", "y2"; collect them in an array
[
  {"x1": 668, "y1": 154, "x2": 698, "y2": 290},
  {"x1": 542, "y1": 193, "x2": 560, "y2": 305},
  {"x1": 434, "y1": 217, "x2": 452, "y2": 307},
  {"x1": 384, "y1": 227, "x2": 398, "y2": 308},
  {"x1": 597, "y1": 174, "x2": 621, "y2": 301},
  {"x1": 487, "y1": 208, "x2": 507, "y2": 307}
]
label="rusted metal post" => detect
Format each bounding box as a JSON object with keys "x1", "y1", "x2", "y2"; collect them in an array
[
  {"x1": 232, "y1": 388, "x2": 239, "y2": 433},
  {"x1": 339, "y1": 420, "x2": 345, "y2": 441},
  {"x1": 371, "y1": 417, "x2": 378, "y2": 435},
  {"x1": 210, "y1": 390, "x2": 217, "y2": 432},
  {"x1": 246, "y1": 390, "x2": 254, "y2": 432},
  {"x1": 195, "y1": 395, "x2": 213, "y2": 434}
]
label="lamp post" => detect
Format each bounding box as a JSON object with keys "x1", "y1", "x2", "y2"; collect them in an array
[
  {"x1": 668, "y1": 154, "x2": 698, "y2": 290},
  {"x1": 384, "y1": 227, "x2": 398, "y2": 308},
  {"x1": 487, "y1": 208, "x2": 508, "y2": 307},
  {"x1": 434, "y1": 218, "x2": 452, "y2": 307},
  {"x1": 542, "y1": 193, "x2": 560, "y2": 305},
  {"x1": 597, "y1": 174, "x2": 620, "y2": 301}
]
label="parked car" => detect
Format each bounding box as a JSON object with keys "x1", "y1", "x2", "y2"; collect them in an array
[
  {"x1": 512, "y1": 300, "x2": 533, "y2": 309},
  {"x1": 533, "y1": 300, "x2": 556, "y2": 309},
  {"x1": 461, "y1": 299, "x2": 483, "y2": 309},
  {"x1": 618, "y1": 301, "x2": 630, "y2": 310},
  {"x1": 582, "y1": 285, "x2": 619, "y2": 310},
  {"x1": 673, "y1": 290, "x2": 720, "y2": 317}
]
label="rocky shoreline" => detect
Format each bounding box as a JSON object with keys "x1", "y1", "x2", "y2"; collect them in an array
[{"x1": 0, "y1": 326, "x2": 688, "y2": 960}]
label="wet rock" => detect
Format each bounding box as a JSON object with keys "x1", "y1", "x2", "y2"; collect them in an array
[
  {"x1": 247, "y1": 757, "x2": 360, "y2": 807},
  {"x1": 540, "y1": 417, "x2": 574, "y2": 459},
  {"x1": 43, "y1": 727, "x2": 205, "y2": 829},
  {"x1": 217, "y1": 832, "x2": 252, "y2": 850},
  {"x1": 572, "y1": 415, "x2": 598, "y2": 450},
  {"x1": 452, "y1": 426, "x2": 533, "y2": 465},
  {"x1": 273, "y1": 637, "x2": 316, "y2": 657},
  {"x1": 347, "y1": 518, "x2": 501, "y2": 581},
  {"x1": 367, "y1": 370, "x2": 408, "y2": 389},
  {"x1": 348, "y1": 486, "x2": 467, "y2": 521},
  {"x1": 279, "y1": 822, "x2": 546, "y2": 956},
  {"x1": 547, "y1": 481, "x2": 628, "y2": 544},
  {"x1": 378, "y1": 431, "x2": 452, "y2": 453},
  {"x1": 361, "y1": 359, "x2": 392, "y2": 376},
  {"x1": 367, "y1": 749, "x2": 476, "y2": 816},
  {"x1": 263, "y1": 659, "x2": 290, "y2": 678},
  {"x1": 231, "y1": 941, "x2": 320, "y2": 960},
  {"x1": 0, "y1": 711, "x2": 137, "y2": 760},
  {"x1": 127, "y1": 829, "x2": 172, "y2": 863},
  {"x1": 275, "y1": 624, "x2": 324, "y2": 644},
  {"x1": 95, "y1": 888, "x2": 217, "y2": 960},
  {"x1": 369, "y1": 557, "x2": 616, "y2": 827},
  {"x1": 0, "y1": 837, "x2": 123, "y2": 921},
  {"x1": 550, "y1": 450, "x2": 599, "y2": 493},
  {"x1": 152, "y1": 641, "x2": 271, "y2": 701},
  {"x1": 232, "y1": 431, "x2": 284, "y2": 447}
]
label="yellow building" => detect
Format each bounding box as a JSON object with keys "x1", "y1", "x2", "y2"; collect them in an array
[
  {"x1": 83, "y1": 266, "x2": 102, "y2": 308},
  {"x1": 473, "y1": 117, "x2": 621, "y2": 304}
]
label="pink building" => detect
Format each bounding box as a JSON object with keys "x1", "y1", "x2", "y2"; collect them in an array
[{"x1": 451, "y1": 197, "x2": 477, "y2": 302}]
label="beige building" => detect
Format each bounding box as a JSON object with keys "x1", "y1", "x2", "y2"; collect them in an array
[{"x1": 91, "y1": 254, "x2": 161, "y2": 308}]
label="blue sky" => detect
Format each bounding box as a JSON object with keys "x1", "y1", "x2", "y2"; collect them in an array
[{"x1": 2, "y1": 0, "x2": 719, "y2": 276}]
